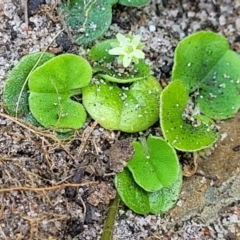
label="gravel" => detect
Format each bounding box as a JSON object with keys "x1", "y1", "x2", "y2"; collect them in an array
[{"x1": 0, "y1": 0, "x2": 240, "y2": 239}]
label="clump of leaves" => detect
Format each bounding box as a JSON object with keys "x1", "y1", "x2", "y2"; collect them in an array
[
  {"x1": 172, "y1": 31, "x2": 240, "y2": 119},
  {"x1": 28, "y1": 54, "x2": 92, "y2": 133},
  {"x1": 115, "y1": 135, "x2": 182, "y2": 214},
  {"x1": 60, "y1": 0, "x2": 150, "y2": 45},
  {"x1": 4, "y1": 30, "x2": 240, "y2": 221},
  {"x1": 3, "y1": 52, "x2": 55, "y2": 125},
  {"x1": 3, "y1": 53, "x2": 92, "y2": 133}
]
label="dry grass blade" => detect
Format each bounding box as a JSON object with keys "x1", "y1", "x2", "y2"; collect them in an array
[
  {"x1": 0, "y1": 113, "x2": 60, "y2": 145},
  {"x1": 0, "y1": 182, "x2": 98, "y2": 193},
  {"x1": 78, "y1": 120, "x2": 98, "y2": 156}
]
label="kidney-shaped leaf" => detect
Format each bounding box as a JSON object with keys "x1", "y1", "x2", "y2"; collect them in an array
[
  {"x1": 127, "y1": 135, "x2": 180, "y2": 192},
  {"x1": 160, "y1": 80, "x2": 218, "y2": 151},
  {"x1": 115, "y1": 167, "x2": 182, "y2": 215},
  {"x1": 3, "y1": 52, "x2": 55, "y2": 124},
  {"x1": 28, "y1": 54, "x2": 92, "y2": 132},
  {"x1": 172, "y1": 31, "x2": 240, "y2": 119},
  {"x1": 82, "y1": 76, "x2": 161, "y2": 132}
]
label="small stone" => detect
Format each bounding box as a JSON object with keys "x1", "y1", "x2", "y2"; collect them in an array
[
  {"x1": 219, "y1": 15, "x2": 226, "y2": 25},
  {"x1": 28, "y1": 0, "x2": 46, "y2": 14},
  {"x1": 220, "y1": 132, "x2": 228, "y2": 141},
  {"x1": 187, "y1": 11, "x2": 195, "y2": 18},
  {"x1": 176, "y1": 200, "x2": 183, "y2": 207},
  {"x1": 236, "y1": 17, "x2": 240, "y2": 31},
  {"x1": 229, "y1": 214, "x2": 239, "y2": 223},
  {"x1": 149, "y1": 24, "x2": 156, "y2": 32},
  {"x1": 56, "y1": 32, "x2": 72, "y2": 52},
  {"x1": 172, "y1": 24, "x2": 185, "y2": 39},
  {"x1": 190, "y1": 21, "x2": 201, "y2": 32}
]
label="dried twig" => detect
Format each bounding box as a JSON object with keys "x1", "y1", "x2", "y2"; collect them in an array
[
  {"x1": 0, "y1": 182, "x2": 97, "y2": 193},
  {"x1": 0, "y1": 113, "x2": 60, "y2": 145},
  {"x1": 78, "y1": 121, "x2": 98, "y2": 156},
  {"x1": 21, "y1": 0, "x2": 28, "y2": 31}
]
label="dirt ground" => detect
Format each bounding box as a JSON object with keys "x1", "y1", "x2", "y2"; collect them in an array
[{"x1": 0, "y1": 0, "x2": 240, "y2": 239}]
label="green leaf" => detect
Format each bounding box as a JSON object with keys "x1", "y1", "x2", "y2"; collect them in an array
[
  {"x1": 61, "y1": 0, "x2": 117, "y2": 45},
  {"x1": 118, "y1": 0, "x2": 149, "y2": 7},
  {"x1": 172, "y1": 31, "x2": 240, "y2": 119},
  {"x1": 115, "y1": 167, "x2": 182, "y2": 215},
  {"x1": 28, "y1": 54, "x2": 92, "y2": 132},
  {"x1": 127, "y1": 135, "x2": 180, "y2": 192},
  {"x1": 3, "y1": 52, "x2": 55, "y2": 125},
  {"x1": 82, "y1": 76, "x2": 161, "y2": 132},
  {"x1": 89, "y1": 39, "x2": 150, "y2": 83},
  {"x1": 89, "y1": 39, "x2": 116, "y2": 63},
  {"x1": 160, "y1": 80, "x2": 218, "y2": 151},
  {"x1": 149, "y1": 167, "x2": 182, "y2": 214}
]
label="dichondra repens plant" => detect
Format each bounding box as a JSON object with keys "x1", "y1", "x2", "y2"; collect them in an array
[
  {"x1": 115, "y1": 135, "x2": 182, "y2": 215},
  {"x1": 3, "y1": 31, "x2": 240, "y2": 216}
]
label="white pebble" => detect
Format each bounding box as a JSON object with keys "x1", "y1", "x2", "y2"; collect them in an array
[
  {"x1": 220, "y1": 132, "x2": 227, "y2": 141},
  {"x1": 229, "y1": 214, "x2": 239, "y2": 223},
  {"x1": 187, "y1": 11, "x2": 195, "y2": 18},
  {"x1": 219, "y1": 15, "x2": 226, "y2": 25},
  {"x1": 176, "y1": 200, "x2": 183, "y2": 207},
  {"x1": 149, "y1": 25, "x2": 156, "y2": 32}
]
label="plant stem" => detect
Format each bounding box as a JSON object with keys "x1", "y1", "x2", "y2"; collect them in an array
[
  {"x1": 70, "y1": 88, "x2": 82, "y2": 96},
  {"x1": 101, "y1": 193, "x2": 120, "y2": 240}
]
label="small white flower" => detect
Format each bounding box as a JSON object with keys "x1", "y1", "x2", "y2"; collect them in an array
[{"x1": 108, "y1": 33, "x2": 145, "y2": 68}]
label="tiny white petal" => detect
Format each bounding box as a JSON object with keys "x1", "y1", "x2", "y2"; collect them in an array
[
  {"x1": 109, "y1": 47, "x2": 123, "y2": 55},
  {"x1": 116, "y1": 33, "x2": 128, "y2": 46},
  {"x1": 123, "y1": 55, "x2": 132, "y2": 67},
  {"x1": 131, "y1": 35, "x2": 141, "y2": 46},
  {"x1": 132, "y1": 49, "x2": 145, "y2": 59}
]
